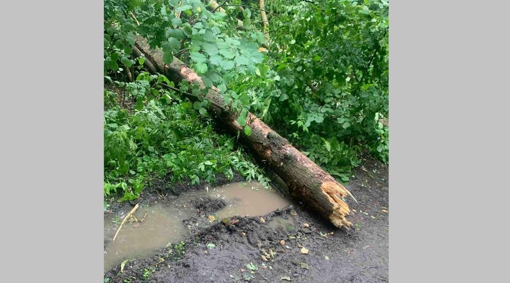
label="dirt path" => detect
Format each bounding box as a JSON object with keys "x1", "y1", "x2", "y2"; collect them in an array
[{"x1": 104, "y1": 154, "x2": 388, "y2": 283}]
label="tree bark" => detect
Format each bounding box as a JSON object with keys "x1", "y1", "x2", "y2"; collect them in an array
[{"x1": 132, "y1": 35, "x2": 354, "y2": 229}]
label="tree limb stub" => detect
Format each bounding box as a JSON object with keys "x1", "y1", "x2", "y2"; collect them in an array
[{"x1": 133, "y1": 35, "x2": 354, "y2": 229}]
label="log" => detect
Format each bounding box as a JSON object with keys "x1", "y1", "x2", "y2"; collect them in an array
[{"x1": 132, "y1": 35, "x2": 355, "y2": 229}]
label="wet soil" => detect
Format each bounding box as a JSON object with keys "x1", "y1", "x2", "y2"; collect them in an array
[{"x1": 104, "y1": 154, "x2": 388, "y2": 283}]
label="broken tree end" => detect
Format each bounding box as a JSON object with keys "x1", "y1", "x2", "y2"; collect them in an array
[
  {"x1": 330, "y1": 211, "x2": 353, "y2": 230},
  {"x1": 321, "y1": 181, "x2": 353, "y2": 229}
]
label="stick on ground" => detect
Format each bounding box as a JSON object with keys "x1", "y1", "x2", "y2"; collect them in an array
[{"x1": 113, "y1": 203, "x2": 140, "y2": 241}]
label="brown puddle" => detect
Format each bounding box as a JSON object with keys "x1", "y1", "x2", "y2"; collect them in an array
[
  {"x1": 104, "y1": 181, "x2": 292, "y2": 273},
  {"x1": 267, "y1": 215, "x2": 296, "y2": 231}
]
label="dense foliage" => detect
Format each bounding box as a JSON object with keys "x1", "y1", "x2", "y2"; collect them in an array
[{"x1": 104, "y1": 0, "x2": 389, "y2": 204}]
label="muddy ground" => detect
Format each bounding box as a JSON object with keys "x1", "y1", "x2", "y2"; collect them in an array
[{"x1": 104, "y1": 154, "x2": 388, "y2": 283}]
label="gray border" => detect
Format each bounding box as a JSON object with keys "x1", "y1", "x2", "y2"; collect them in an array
[
  {"x1": 1, "y1": 2, "x2": 103, "y2": 282},
  {"x1": 391, "y1": 1, "x2": 509, "y2": 282}
]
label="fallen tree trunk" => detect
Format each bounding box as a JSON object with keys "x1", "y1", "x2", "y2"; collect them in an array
[{"x1": 132, "y1": 35, "x2": 355, "y2": 229}]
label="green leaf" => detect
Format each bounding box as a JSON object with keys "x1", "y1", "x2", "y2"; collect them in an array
[
  {"x1": 244, "y1": 125, "x2": 252, "y2": 136},
  {"x1": 171, "y1": 17, "x2": 182, "y2": 27},
  {"x1": 195, "y1": 62, "x2": 208, "y2": 74},
  {"x1": 204, "y1": 30, "x2": 216, "y2": 42},
  {"x1": 217, "y1": 84, "x2": 227, "y2": 93},
  {"x1": 199, "y1": 107, "x2": 208, "y2": 115},
  {"x1": 182, "y1": 23, "x2": 193, "y2": 37},
  {"x1": 220, "y1": 60, "x2": 235, "y2": 70},
  {"x1": 322, "y1": 138, "x2": 331, "y2": 152},
  {"x1": 121, "y1": 57, "x2": 132, "y2": 67},
  {"x1": 163, "y1": 51, "x2": 174, "y2": 64},
  {"x1": 209, "y1": 54, "x2": 223, "y2": 66},
  {"x1": 167, "y1": 37, "x2": 181, "y2": 52},
  {"x1": 202, "y1": 42, "x2": 218, "y2": 56},
  {"x1": 126, "y1": 33, "x2": 135, "y2": 45},
  {"x1": 202, "y1": 76, "x2": 213, "y2": 88},
  {"x1": 226, "y1": 38, "x2": 241, "y2": 46},
  {"x1": 193, "y1": 101, "x2": 201, "y2": 110},
  {"x1": 237, "y1": 108, "x2": 248, "y2": 127},
  {"x1": 135, "y1": 99, "x2": 144, "y2": 110},
  {"x1": 190, "y1": 52, "x2": 207, "y2": 63},
  {"x1": 243, "y1": 8, "x2": 252, "y2": 18},
  {"x1": 176, "y1": 5, "x2": 192, "y2": 12},
  {"x1": 167, "y1": 28, "x2": 184, "y2": 40},
  {"x1": 219, "y1": 48, "x2": 235, "y2": 59},
  {"x1": 250, "y1": 52, "x2": 264, "y2": 64},
  {"x1": 239, "y1": 93, "x2": 250, "y2": 105},
  {"x1": 120, "y1": 260, "x2": 129, "y2": 272},
  {"x1": 236, "y1": 55, "x2": 250, "y2": 66}
]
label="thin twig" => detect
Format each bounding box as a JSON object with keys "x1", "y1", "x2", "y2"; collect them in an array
[
  {"x1": 176, "y1": 1, "x2": 182, "y2": 18},
  {"x1": 113, "y1": 203, "x2": 139, "y2": 241},
  {"x1": 260, "y1": 0, "x2": 269, "y2": 44},
  {"x1": 211, "y1": 0, "x2": 227, "y2": 13},
  {"x1": 130, "y1": 11, "x2": 140, "y2": 26}
]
